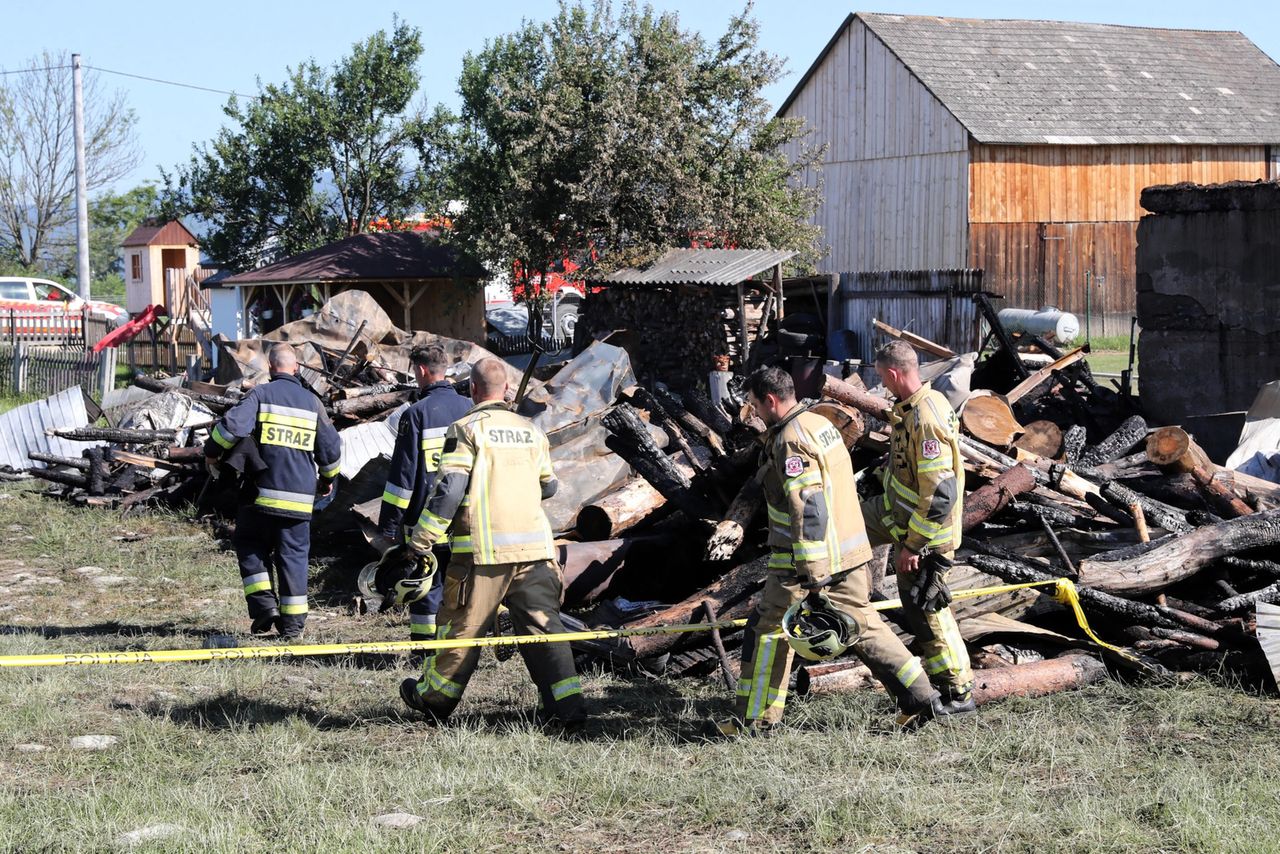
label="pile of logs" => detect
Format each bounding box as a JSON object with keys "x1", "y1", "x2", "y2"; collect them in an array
[
  {"x1": 17, "y1": 323, "x2": 1280, "y2": 703},
  {"x1": 570, "y1": 343, "x2": 1280, "y2": 701}
]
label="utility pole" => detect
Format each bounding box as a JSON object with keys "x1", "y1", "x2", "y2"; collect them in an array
[{"x1": 72, "y1": 53, "x2": 91, "y2": 299}]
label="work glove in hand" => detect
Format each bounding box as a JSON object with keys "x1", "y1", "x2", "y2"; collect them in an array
[
  {"x1": 908, "y1": 551, "x2": 954, "y2": 613},
  {"x1": 205, "y1": 456, "x2": 220, "y2": 479}
]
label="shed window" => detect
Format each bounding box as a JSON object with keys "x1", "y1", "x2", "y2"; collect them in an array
[{"x1": 131, "y1": 253, "x2": 142, "y2": 281}]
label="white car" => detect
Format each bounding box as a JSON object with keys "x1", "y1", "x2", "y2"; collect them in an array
[{"x1": 0, "y1": 276, "x2": 128, "y2": 325}]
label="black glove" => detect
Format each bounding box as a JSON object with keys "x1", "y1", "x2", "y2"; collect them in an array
[{"x1": 908, "y1": 551, "x2": 954, "y2": 613}]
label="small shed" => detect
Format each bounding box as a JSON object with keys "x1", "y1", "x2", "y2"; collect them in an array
[
  {"x1": 585, "y1": 248, "x2": 795, "y2": 388},
  {"x1": 121, "y1": 220, "x2": 201, "y2": 314},
  {"x1": 207, "y1": 231, "x2": 487, "y2": 344}
]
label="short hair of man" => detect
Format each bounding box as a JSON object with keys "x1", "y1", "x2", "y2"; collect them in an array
[
  {"x1": 268, "y1": 343, "x2": 298, "y2": 372},
  {"x1": 874, "y1": 340, "x2": 918, "y2": 373},
  {"x1": 410, "y1": 345, "x2": 451, "y2": 376},
  {"x1": 745, "y1": 366, "x2": 795, "y2": 403},
  {"x1": 471, "y1": 357, "x2": 509, "y2": 399}
]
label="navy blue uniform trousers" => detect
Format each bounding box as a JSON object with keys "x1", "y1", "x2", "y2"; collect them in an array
[{"x1": 234, "y1": 506, "x2": 311, "y2": 634}]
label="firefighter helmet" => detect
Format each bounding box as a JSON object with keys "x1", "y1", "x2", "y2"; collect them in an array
[
  {"x1": 374, "y1": 545, "x2": 438, "y2": 611},
  {"x1": 781, "y1": 592, "x2": 860, "y2": 662}
]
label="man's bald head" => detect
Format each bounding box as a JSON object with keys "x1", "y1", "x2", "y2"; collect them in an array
[
  {"x1": 470, "y1": 357, "x2": 509, "y2": 403},
  {"x1": 269, "y1": 343, "x2": 299, "y2": 375}
]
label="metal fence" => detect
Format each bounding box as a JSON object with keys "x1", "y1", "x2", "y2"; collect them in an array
[
  {"x1": 830, "y1": 269, "x2": 984, "y2": 364},
  {"x1": 0, "y1": 308, "x2": 86, "y2": 347},
  {"x1": 0, "y1": 341, "x2": 116, "y2": 399},
  {"x1": 485, "y1": 331, "x2": 571, "y2": 356}
]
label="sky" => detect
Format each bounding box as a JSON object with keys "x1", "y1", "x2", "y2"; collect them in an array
[{"x1": 5, "y1": 0, "x2": 1279, "y2": 194}]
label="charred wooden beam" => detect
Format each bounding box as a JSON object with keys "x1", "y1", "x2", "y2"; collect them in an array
[
  {"x1": 1099, "y1": 481, "x2": 1192, "y2": 534},
  {"x1": 47, "y1": 426, "x2": 176, "y2": 444},
  {"x1": 26, "y1": 452, "x2": 90, "y2": 471},
  {"x1": 576, "y1": 475, "x2": 671, "y2": 541}
]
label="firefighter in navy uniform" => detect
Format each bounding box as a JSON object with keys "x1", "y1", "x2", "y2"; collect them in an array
[
  {"x1": 398, "y1": 357, "x2": 587, "y2": 731},
  {"x1": 376, "y1": 345, "x2": 471, "y2": 642},
  {"x1": 204, "y1": 343, "x2": 342, "y2": 640},
  {"x1": 721, "y1": 367, "x2": 943, "y2": 735},
  {"x1": 861, "y1": 340, "x2": 976, "y2": 716}
]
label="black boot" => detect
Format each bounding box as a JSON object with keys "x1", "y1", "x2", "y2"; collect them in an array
[
  {"x1": 250, "y1": 611, "x2": 279, "y2": 637},
  {"x1": 399, "y1": 678, "x2": 446, "y2": 724},
  {"x1": 936, "y1": 684, "x2": 977, "y2": 718}
]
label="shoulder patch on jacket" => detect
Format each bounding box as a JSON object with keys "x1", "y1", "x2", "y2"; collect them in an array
[
  {"x1": 784, "y1": 455, "x2": 805, "y2": 477},
  {"x1": 921, "y1": 439, "x2": 941, "y2": 460}
]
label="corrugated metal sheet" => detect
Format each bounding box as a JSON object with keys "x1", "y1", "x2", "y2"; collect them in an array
[
  {"x1": 601, "y1": 249, "x2": 795, "y2": 286},
  {"x1": 337, "y1": 420, "x2": 397, "y2": 481},
  {"x1": 0, "y1": 386, "x2": 101, "y2": 471},
  {"x1": 833, "y1": 269, "x2": 983, "y2": 364}
]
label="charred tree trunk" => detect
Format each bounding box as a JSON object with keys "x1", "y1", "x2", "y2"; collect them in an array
[
  {"x1": 820, "y1": 374, "x2": 892, "y2": 421},
  {"x1": 1099, "y1": 481, "x2": 1192, "y2": 534},
  {"x1": 705, "y1": 478, "x2": 764, "y2": 562},
  {"x1": 331, "y1": 390, "x2": 414, "y2": 419},
  {"x1": 26, "y1": 453, "x2": 90, "y2": 471},
  {"x1": 602, "y1": 403, "x2": 717, "y2": 524},
  {"x1": 1079, "y1": 415, "x2": 1147, "y2": 469},
  {"x1": 652, "y1": 388, "x2": 727, "y2": 458},
  {"x1": 1146, "y1": 426, "x2": 1254, "y2": 518},
  {"x1": 1075, "y1": 508, "x2": 1280, "y2": 595},
  {"x1": 962, "y1": 464, "x2": 1037, "y2": 531},
  {"x1": 1062, "y1": 424, "x2": 1087, "y2": 467},
  {"x1": 576, "y1": 476, "x2": 671, "y2": 541}
]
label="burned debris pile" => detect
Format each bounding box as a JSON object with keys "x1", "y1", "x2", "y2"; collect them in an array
[{"x1": 8, "y1": 289, "x2": 1280, "y2": 703}]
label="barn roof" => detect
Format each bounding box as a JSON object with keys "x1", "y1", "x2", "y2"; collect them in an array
[
  {"x1": 780, "y1": 13, "x2": 1280, "y2": 145},
  {"x1": 221, "y1": 232, "x2": 485, "y2": 286}
]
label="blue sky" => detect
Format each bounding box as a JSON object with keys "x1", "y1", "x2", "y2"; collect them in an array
[{"x1": 7, "y1": 0, "x2": 1278, "y2": 193}]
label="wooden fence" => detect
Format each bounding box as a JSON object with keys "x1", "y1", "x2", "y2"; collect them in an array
[{"x1": 0, "y1": 342, "x2": 116, "y2": 399}]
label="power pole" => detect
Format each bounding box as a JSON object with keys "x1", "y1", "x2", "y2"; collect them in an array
[{"x1": 72, "y1": 53, "x2": 91, "y2": 299}]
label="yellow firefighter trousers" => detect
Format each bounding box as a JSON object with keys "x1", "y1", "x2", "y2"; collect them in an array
[
  {"x1": 860, "y1": 497, "x2": 974, "y2": 695},
  {"x1": 413, "y1": 556, "x2": 586, "y2": 722},
  {"x1": 735, "y1": 563, "x2": 936, "y2": 726}
]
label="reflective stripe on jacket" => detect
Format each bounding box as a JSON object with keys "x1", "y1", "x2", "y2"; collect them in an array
[
  {"x1": 760, "y1": 405, "x2": 873, "y2": 582},
  {"x1": 377, "y1": 381, "x2": 472, "y2": 541},
  {"x1": 881, "y1": 383, "x2": 964, "y2": 553},
  {"x1": 205, "y1": 373, "x2": 342, "y2": 520},
  {"x1": 410, "y1": 401, "x2": 557, "y2": 564}
]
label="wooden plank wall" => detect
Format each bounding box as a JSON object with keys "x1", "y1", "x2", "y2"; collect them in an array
[
  {"x1": 969, "y1": 144, "x2": 1267, "y2": 223},
  {"x1": 969, "y1": 143, "x2": 1268, "y2": 330},
  {"x1": 781, "y1": 19, "x2": 970, "y2": 274}
]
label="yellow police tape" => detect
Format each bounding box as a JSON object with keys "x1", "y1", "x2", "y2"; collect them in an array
[{"x1": 0, "y1": 577, "x2": 1125, "y2": 668}]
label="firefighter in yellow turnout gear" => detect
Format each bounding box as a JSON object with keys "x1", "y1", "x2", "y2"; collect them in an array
[
  {"x1": 861, "y1": 340, "x2": 976, "y2": 716},
  {"x1": 399, "y1": 358, "x2": 586, "y2": 729},
  {"x1": 725, "y1": 367, "x2": 941, "y2": 733}
]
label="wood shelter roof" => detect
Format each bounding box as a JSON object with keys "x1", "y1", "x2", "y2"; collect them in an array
[
  {"x1": 121, "y1": 220, "x2": 199, "y2": 248},
  {"x1": 220, "y1": 232, "x2": 485, "y2": 287}
]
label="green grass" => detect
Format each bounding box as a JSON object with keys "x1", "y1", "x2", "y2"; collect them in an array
[{"x1": 1, "y1": 487, "x2": 1279, "y2": 852}]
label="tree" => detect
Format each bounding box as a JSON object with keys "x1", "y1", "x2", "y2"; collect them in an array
[
  {"x1": 0, "y1": 51, "x2": 141, "y2": 275},
  {"x1": 450, "y1": 1, "x2": 823, "y2": 311},
  {"x1": 169, "y1": 19, "x2": 451, "y2": 271}
]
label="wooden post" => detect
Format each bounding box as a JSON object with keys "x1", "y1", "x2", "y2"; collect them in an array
[
  {"x1": 96, "y1": 345, "x2": 116, "y2": 401},
  {"x1": 13, "y1": 340, "x2": 27, "y2": 395},
  {"x1": 736, "y1": 281, "x2": 749, "y2": 367},
  {"x1": 773, "y1": 264, "x2": 784, "y2": 320}
]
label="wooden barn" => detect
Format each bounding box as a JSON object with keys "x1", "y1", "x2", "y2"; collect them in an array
[{"x1": 778, "y1": 13, "x2": 1280, "y2": 333}]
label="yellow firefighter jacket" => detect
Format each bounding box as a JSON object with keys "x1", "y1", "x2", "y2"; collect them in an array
[
  {"x1": 409, "y1": 401, "x2": 557, "y2": 564},
  {"x1": 880, "y1": 382, "x2": 964, "y2": 554},
  {"x1": 761, "y1": 405, "x2": 873, "y2": 584}
]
